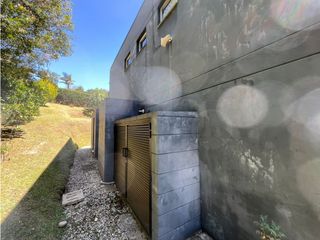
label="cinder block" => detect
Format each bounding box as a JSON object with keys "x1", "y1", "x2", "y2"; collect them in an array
[
  {"x1": 155, "y1": 112, "x2": 198, "y2": 118},
  {"x1": 152, "y1": 116, "x2": 198, "y2": 135},
  {"x1": 151, "y1": 134, "x2": 198, "y2": 154},
  {"x1": 158, "y1": 217, "x2": 201, "y2": 240},
  {"x1": 152, "y1": 183, "x2": 200, "y2": 216},
  {"x1": 153, "y1": 166, "x2": 200, "y2": 194},
  {"x1": 152, "y1": 199, "x2": 200, "y2": 238},
  {"x1": 152, "y1": 151, "x2": 199, "y2": 174}
]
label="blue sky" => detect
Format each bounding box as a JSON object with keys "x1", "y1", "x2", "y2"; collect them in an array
[{"x1": 49, "y1": 0, "x2": 144, "y2": 90}]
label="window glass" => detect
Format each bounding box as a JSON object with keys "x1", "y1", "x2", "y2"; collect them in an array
[
  {"x1": 159, "y1": 0, "x2": 177, "y2": 23},
  {"x1": 140, "y1": 36, "x2": 147, "y2": 49},
  {"x1": 125, "y1": 53, "x2": 132, "y2": 69},
  {"x1": 137, "y1": 31, "x2": 147, "y2": 53}
]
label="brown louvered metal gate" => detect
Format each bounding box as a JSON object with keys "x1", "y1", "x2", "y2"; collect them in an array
[
  {"x1": 114, "y1": 118, "x2": 151, "y2": 235},
  {"x1": 115, "y1": 125, "x2": 127, "y2": 196},
  {"x1": 127, "y1": 122, "x2": 151, "y2": 234}
]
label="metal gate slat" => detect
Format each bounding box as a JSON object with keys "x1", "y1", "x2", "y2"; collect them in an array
[
  {"x1": 114, "y1": 126, "x2": 126, "y2": 196},
  {"x1": 127, "y1": 123, "x2": 151, "y2": 235},
  {"x1": 115, "y1": 119, "x2": 151, "y2": 235}
]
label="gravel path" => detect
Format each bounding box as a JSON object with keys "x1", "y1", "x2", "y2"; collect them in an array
[
  {"x1": 62, "y1": 147, "x2": 212, "y2": 240},
  {"x1": 62, "y1": 147, "x2": 147, "y2": 240}
]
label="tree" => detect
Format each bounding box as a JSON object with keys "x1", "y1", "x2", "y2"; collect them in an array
[
  {"x1": 38, "y1": 70, "x2": 60, "y2": 85},
  {"x1": 1, "y1": 0, "x2": 73, "y2": 126},
  {"x1": 1, "y1": 0, "x2": 73, "y2": 68},
  {"x1": 83, "y1": 88, "x2": 108, "y2": 117},
  {"x1": 2, "y1": 80, "x2": 45, "y2": 126},
  {"x1": 55, "y1": 88, "x2": 108, "y2": 117},
  {"x1": 37, "y1": 79, "x2": 58, "y2": 102},
  {"x1": 73, "y1": 86, "x2": 84, "y2": 91},
  {"x1": 86, "y1": 89, "x2": 109, "y2": 109},
  {"x1": 60, "y1": 72, "x2": 74, "y2": 89}
]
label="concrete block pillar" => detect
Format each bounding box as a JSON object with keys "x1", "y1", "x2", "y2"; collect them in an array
[{"x1": 151, "y1": 112, "x2": 200, "y2": 240}]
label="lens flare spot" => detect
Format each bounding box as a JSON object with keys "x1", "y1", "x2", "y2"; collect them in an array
[
  {"x1": 285, "y1": 88, "x2": 320, "y2": 147},
  {"x1": 217, "y1": 85, "x2": 268, "y2": 128},
  {"x1": 130, "y1": 66, "x2": 181, "y2": 105},
  {"x1": 271, "y1": 0, "x2": 320, "y2": 31},
  {"x1": 297, "y1": 158, "x2": 320, "y2": 221},
  {"x1": 307, "y1": 113, "x2": 320, "y2": 143}
]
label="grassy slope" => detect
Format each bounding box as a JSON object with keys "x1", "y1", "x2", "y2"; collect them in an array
[{"x1": 1, "y1": 103, "x2": 91, "y2": 239}]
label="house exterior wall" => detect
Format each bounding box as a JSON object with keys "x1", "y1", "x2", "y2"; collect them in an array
[
  {"x1": 97, "y1": 98, "x2": 141, "y2": 182},
  {"x1": 92, "y1": 109, "x2": 99, "y2": 158},
  {"x1": 109, "y1": 1, "x2": 320, "y2": 239}
]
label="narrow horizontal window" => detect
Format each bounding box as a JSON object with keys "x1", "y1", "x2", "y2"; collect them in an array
[
  {"x1": 137, "y1": 29, "x2": 147, "y2": 54},
  {"x1": 125, "y1": 52, "x2": 132, "y2": 69},
  {"x1": 159, "y1": 0, "x2": 178, "y2": 24}
]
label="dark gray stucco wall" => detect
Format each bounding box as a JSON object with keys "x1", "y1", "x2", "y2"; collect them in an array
[
  {"x1": 92, "y1": 109, "x2": 99, "y2": 159},
  {"x1": 97, "y1": 98, "x2": 141, "y2": 182},
  {"x1": 109, "y1": 0, "x2": 320, "y2": 239}
]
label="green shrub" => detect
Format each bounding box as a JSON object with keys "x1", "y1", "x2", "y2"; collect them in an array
[
  {"x1": 56, "y1": 88, "x2": 90, "y2": 107},
  {"x1": 82, "y1": 108, "x2": 95, "y2": 117},
  {"x1": 1, "y1": 144, "x2": 9, "y2": 161},
  {"x1": 56, "y1": 88, "x2": 108, "y2": 117},
  {"x1": 37, "y1": 79, "x2": 58, "y2": 102},
  {"x1": 1, "y1": 80, "x2": 46, "y2": 126}
]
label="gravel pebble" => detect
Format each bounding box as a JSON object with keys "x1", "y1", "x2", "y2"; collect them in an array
[
  {"x1": 187, "y1": 231, "x2": 213, "y2": 240},
  {"x1": 58, "y1": 221, "x2": 67, "y2": 228}
]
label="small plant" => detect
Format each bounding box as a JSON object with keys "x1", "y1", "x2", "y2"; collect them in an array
[
  {"x1": 1, "y1": 144, "x2": 9, "y2": 161},
  {"x1": 254, "y1": 215, "x2": 286, "y2": 240}
]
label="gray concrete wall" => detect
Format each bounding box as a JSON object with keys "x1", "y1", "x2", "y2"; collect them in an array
[
  {"x1": 92, "y1": 109, "x2": 99, "y2": 159},
  {"x1": 97, "y1": 98, "x2": 141, "y2": 182},
  {"x1": 110, "y1": 1, "x2": 320, "y2": 239}
]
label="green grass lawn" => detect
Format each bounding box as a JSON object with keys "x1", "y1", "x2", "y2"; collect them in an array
[{"x1": 1, "y1": 103, "x2": 91, "y2": 239}]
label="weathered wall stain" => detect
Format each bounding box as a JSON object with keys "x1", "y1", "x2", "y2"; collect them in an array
[{"x1": 109, "y1": 0, "x2": 320, "y2": 239}]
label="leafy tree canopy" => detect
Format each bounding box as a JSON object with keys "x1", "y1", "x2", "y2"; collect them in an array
[
  {"x1": 60, "y1": 72, "x2": 74, "y2": 89},
  {"x1": 1, "y1": 0, "x2": 73, "y2": 68},
  {"x1": 37, "y1": 79, "x2": 58, "y2": 102},
  {"x1": 38, "y1": 70, "x2": 61, "y2": 84},
  {"x1": 1, "y1": 0, "x2": 73, "y2": 126}
]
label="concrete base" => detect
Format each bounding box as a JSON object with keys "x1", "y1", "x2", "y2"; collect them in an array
[{"x1": 100, "y1": 181, "x2": 115, "y2": 185}]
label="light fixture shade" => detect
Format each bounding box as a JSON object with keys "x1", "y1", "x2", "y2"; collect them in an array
[{"x1": 160, "y1": 34, "x2": 173, "y2": 47}]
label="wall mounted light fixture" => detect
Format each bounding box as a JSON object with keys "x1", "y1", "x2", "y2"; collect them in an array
[{"x1": 161, "y1": 34, "x2": 173, "y2": 47}]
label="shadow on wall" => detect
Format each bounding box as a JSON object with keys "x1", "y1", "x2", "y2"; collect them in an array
[
  {"x1": 1, "y1": 138, "x2": 77, "y2": 240},
  {"x1": 148, "y1": 66, "x2": 320, "y2": 240},
  {"x1": 214, "y1": 78, "x2": 319, "y2": 240}
]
